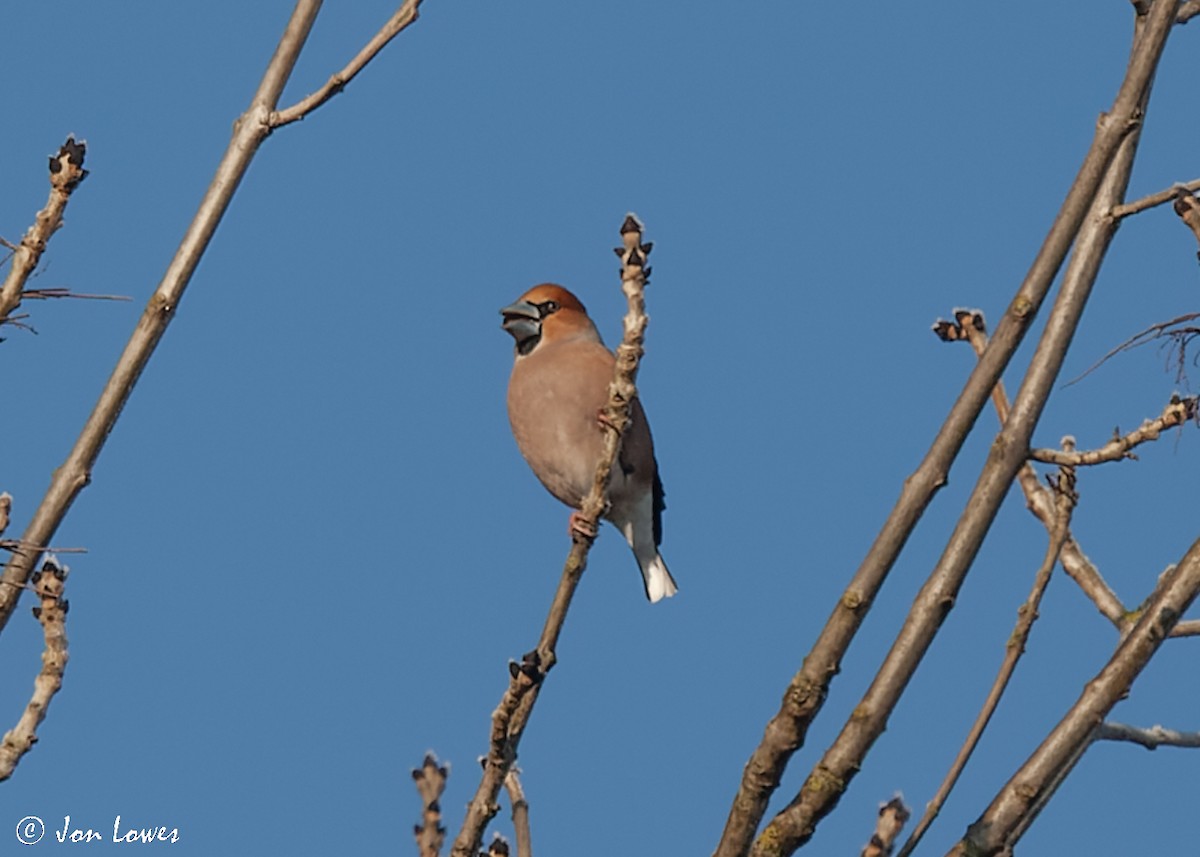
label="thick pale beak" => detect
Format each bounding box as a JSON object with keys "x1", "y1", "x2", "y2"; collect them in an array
[{"x1": 500, "y1": 300, "x2": 542, "y2": 351}]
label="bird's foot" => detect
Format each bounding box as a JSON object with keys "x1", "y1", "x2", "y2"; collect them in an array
[
  {"x1": 568, "y1": 511, "x2": 598, "y2": 544},
  {"x1": 596, "y1": 408, "x2": 622, "y2": 433}
]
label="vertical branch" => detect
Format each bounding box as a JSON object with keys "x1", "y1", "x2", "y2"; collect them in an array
[
  {"x1": 412, "y1": 754, "x2": 448, "y2": 857},
  {"x1": 0, "y1": 555, "x2": 70, "y2": 781},
  {"x1": 450, "y1": 215, "x2": 655, "y2": 857},
  {"x1": 861, "y1": 797, "x2": 910, "y2": 857},
  {"x1": 716, "y1": 4, "x2": 1177, "y2": 854},
  {"x1": 504, "y1": 770, "x2": 533, "y2": 857},
  {"x1": 0, "y1": 138, "x2": 89, "y2": 327}
]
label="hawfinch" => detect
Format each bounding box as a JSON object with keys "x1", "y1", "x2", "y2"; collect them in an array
[{"x1": 501, "y1": 284, "x2": 678, "y2": 603}]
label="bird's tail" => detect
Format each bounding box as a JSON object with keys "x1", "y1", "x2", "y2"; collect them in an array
[{"x1": 639, "y1": 550, "x2": 678, "y2": 603}]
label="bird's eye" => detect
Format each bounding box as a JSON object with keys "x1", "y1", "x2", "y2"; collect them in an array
[{"x1": 540, "y1": 300, "x2": 560, "y2": 315}]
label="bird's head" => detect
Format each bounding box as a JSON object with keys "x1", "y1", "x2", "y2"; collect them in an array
[{"x1": 500, "y1": 284, "x2": 599, "y2": 356}]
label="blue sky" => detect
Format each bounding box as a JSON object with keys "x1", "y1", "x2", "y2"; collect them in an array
[{"x1": 2, "y1": 3, "x2": 1198, "y2": 855}]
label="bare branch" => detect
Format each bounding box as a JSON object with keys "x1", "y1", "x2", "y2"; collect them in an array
[
  {"x1": 715, "y1": 6, "x2": 1178, "y2": 852},
  {"x1": 1168, "y1": 618, "x2": 1200, "y2": 636},
  {"x1": 1066, "y1": 312, "x2": 1200, "y2": 387},
  {"x1": 0, "y1": 138, "x2": 89, "y2": 328},
  {"x1": 270, "y1": 0, "x2": 423, "y2": 128},
  {"x1": 0, "y1": 0, "x2": 417, "y2": 633},
  {"x1": 1028, "y1": 395, "x2": 1197, "y2": 465},
  {"x1": 0, "y1": 494, "x2": 10, "y2": 537},
  {"x1": 1000, "y1": 724, "x2": 1092, "y2": 853},
  {"x1": 949, "y1": 536, "x2": 1200, "y2": 855},
  {"x1": 412, "y1": 753, "x2": 448, "y2": 857},
  {"x1": 1172, "y1": 187, "x2": 1200, "y2": 259},
  {"x1": 898, "y1": 459, "x2": 1076, "y2": 857},
  {"x1": 450, "y1": 216, "x2": 655, "y2": 857},
  {"x1": 504, "y1": 770, "x2": 532, "y2": 857},
  {"x1": 22, "y1": 288, "x2": 131, "y2": 302},
  {"x1": 0, "y1": 556, "x2": 70, "y2": 781},
  {"x1": 1109, "y1": 178, "x2": 1200, "y2": 218},
  {"x1": 0, "y1": 541, "x2": 87, "y2": 555},
  {"x1": 1096, "y1": 721, "x2": 1200, "y2": 749},
  {"x1": 744, "y1": 9, "x2": 1177, "y2": 854},
  {"x1": 945, "y1": 312, "x2": 1130, "y2": 627},
  {"x1": 863, "y1": 796, "x2": 910, "y2": 857},
  {"x1": 1179, "y1": 1, "x2": 1200, "y2": 25}
]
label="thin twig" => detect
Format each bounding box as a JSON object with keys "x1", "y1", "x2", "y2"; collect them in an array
[
  {"x1": 0, "y1": 0, "x2": 422, "y2": 633},
  {"x1": 862, "y1": 796, "x2": 910, "y2": 857},
  {"x1": 955, "y1": 314, "x2": 1200, "y2": 640},
  {"x1": 1095, "y1": 721, "x2": 1200, "y2": 749},
  {"x1": 22, "y1": 288, "x2": 131, "y2": 302},
  {"x1": 942, "y1": 313, "x2": 1130, "y2": 627},
  {"x1": 714, "y1": 6, "x2": 1176, "y2": 852},
  {"x1": 0, "y1": 138, "x2": 88, "y2": 328},
  {"x1": 504, "y1": 769, "x2": 533, "y2": 857},
  {"x1": 1065, "y1": 312, "x2": 1200, "y2": 386},
  {"x1": 1110, "y1": 177, "x2": 1200, "y2": 218},
  {"x1": 1028, "y1": 395, "x2": 1197, "y2": 465},
  {"x1": 270, "y1": 0, "x2": 423, "y2": 128},
  {"x1": 0, "y1": 541, "x2": 87, "y2": 555},
  {"x1": 450, "y1": 216, "x2": 655, "y2": 857},
  {"x1": 0, "y1": 556, "x2": 70, "y2": 781},
  {"x1": 897, "y1": 453, "x2": 1076, "y2": 857},
  {"x1": 948, "y1": 535, "x2": 1200, "y2": 856},
  {"x1": 412, "y1": 753, "x2": 448, "y2": 857}
]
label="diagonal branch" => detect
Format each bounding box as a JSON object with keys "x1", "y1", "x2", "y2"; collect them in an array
[
  {"x1": 744, "y1": 8, "x2": 1177, "y2": 854},
  {"x1": 944, "y1": 311, "x2": 1199, "y2": 638},
  {"x1": 1028, "y1": 395, "x2": 1197, "y2": 465},
  {"x1": 948, "y1": 534, "x2": 1200, "y2": 856},
  {"x1": 270, "y1": 0, "x2": 423, "y2": 128},
  {"x1": 713, "y1": 6, "x2": 1176, "y2": 852},
  {"x1": 450, "y1": 215, "x2": 655, "y2": 857},
  {"x1": 897, "y1": 456, "x2": 1076, "y2": 857},
  {"x1": 1109, "y1": 177, "x2": 1200, "y2": 219},
  {"x1": 0, "y1": 138, "x2": 89, "y2": 328},
  {"x1": 0, "y1": 0, "x2": 423, "y2": 634}
]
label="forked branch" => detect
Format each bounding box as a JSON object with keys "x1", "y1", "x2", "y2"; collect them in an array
[
  {"x1": 948, "y1": 536, "x2": 1200, "y2": 855},
  {"x1": 0, "y1": 0, "x2": 424, "y2": 634},
  {"x1": 715, "y1": 5, "x2": 1177, "y2": 852}
]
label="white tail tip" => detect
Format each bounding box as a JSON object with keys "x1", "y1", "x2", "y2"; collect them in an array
[{"x1": 644, "y1": 553, "x2": 678, "y2": 603}]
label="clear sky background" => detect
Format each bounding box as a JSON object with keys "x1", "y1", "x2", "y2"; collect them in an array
[{"x1": 2, "y1": 3, "x2": 1197, "y2": 855}]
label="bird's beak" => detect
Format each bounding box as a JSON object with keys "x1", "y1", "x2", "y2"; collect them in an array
[{"x1": 500, "y1": 300, "x2": 542, "y2": 351}]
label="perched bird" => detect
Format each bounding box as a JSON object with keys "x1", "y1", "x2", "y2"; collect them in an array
[{"x1": 501, "y1": 283, "x2": 678, "y2": 603}]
